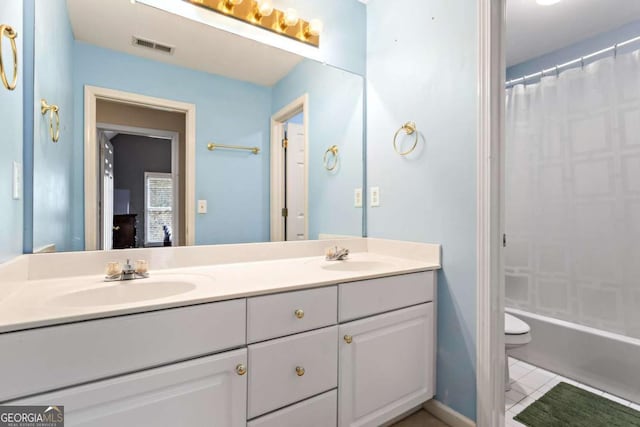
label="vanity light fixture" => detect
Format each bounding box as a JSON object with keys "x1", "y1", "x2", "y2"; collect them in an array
[
  {"x1": 305, "y1": 19, "x2": 324, "y2": 39},
  {"x1": 253, "y1": 0, "x2": 274, "y2": 21},
  {"x1": 279, "y1": 8, "x2": 299, "y2": 31},
  {"x1": 223, "y1": 0, "x2": 243, "y2": 13},
  {"x1": 186, "y1": 0, "x2": 321, "y2": 47}
]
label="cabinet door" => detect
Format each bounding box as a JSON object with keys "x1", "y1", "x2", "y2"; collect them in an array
[
  {"x1": 338, "y1": 304, "x2": 434, "y2": 427},
  {"x1": 11, "y1": 349, "x2": 247, "y2": 427}
]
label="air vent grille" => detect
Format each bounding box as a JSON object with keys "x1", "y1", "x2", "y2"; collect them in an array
[{"x1": 132, "y1": 36, "x2": 175, "y2": 55}]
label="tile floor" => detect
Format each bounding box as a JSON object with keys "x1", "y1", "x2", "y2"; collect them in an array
[
  {"x1": 391, "y1": 410, "x2": 450, "y2": 427},
  {"x1": 506, "y1": 357, "x2": 640, "y2": 427}
]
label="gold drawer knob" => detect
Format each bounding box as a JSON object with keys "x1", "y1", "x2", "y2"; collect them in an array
[
  {"x1": 236, "y1": 364, "x2": 247, "y2": 376},
  {"x1": 344, "y1": 335, "x2": 353, "y2": 344},
  {"x1": 295, "y1": 366, "x2": 305, "y2": 376},
  {"x1": 294, "y1": 309, "x2": 304, "y2": 319}
]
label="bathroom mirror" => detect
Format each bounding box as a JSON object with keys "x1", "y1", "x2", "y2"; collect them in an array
[
  {"x1": 0, "y1": 2, "x2": 23, "y2": 263},
  {"x1": 27, "y1": 0, "x2": 364, "y2": 253}
]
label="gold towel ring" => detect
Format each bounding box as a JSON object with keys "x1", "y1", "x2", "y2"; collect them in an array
[
  {"x1": 323, "y1": 145, "x2": 339, "y2": 171},
  {"x1": 41, "y1": 99, "x2": 60, "y2": 143},
  {"x1": 0, "y1": 24, "x2": 18, "y2": 91},
  {"x1": 393, "y1": 121, "x2": 418, "y2": 156}
]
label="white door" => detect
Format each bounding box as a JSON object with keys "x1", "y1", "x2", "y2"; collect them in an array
[
  {"x1": 13, "y1": 349, "x2": 248, "y2": 427},
  {"x1": 338, "y1": 304, "x2": 435, "y2": 427},
  {"x1": 99, "y1": 132, "x2": 114, "y2": 250},
  {"x1": 285, "y1": 123, "x2": 306, "y2": 241}
]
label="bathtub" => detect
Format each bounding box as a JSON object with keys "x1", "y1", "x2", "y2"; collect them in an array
[{"x1": 506, "y1": 308, "x2": 640, "y2": 404}]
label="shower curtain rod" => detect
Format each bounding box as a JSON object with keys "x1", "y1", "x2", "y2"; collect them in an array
[{"x1": 506, "y1": 34, "x2": 640, "y2": 87}]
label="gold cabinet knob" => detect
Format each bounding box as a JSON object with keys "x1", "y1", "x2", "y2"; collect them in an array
[
  {"x1": 236, "y1": 364, "x2": 247, "y2": 376},
  {"x1": 295, "y1": 366, "x2": 305, "y2": 376},
  {"x1": 344, "y1": 335, "x2": 353, "y2": 344},
  {"x1": 294, "y1": 309, "x2": 304, "y2": 319}
]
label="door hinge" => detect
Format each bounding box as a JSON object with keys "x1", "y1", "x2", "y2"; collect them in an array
[
  {"x1": 503, "y1": 233, "x2": 507, "y2": 248},
  {"x1": 282, "y1": 208, "x2": 288, "y2": 217},
  {"x1": 282, "y1": 138, "x2": 288, "y2": 149}
]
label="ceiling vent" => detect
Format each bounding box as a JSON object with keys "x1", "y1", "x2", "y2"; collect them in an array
[{"x1": 132, "y1": 36, "x2": 175, "y2": 55}]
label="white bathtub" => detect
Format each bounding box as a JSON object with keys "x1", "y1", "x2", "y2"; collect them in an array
[{"x1": 506, "y1": 308, "x2": 640, "y2": 404}]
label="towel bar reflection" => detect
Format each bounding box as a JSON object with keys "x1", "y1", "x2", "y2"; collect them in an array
[
  {"x1": 207, "y1": 143, "x2": 260, "y2": 155},
  {"x1": 0, "y1": 24, "x2": 18, "y2": 91},
  {"x1": 41, "y1": 99, "x2": 60, "y2": 143}
]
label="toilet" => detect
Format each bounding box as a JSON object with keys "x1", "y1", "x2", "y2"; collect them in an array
[{"x1": 505, "y1": 313, "x2": 532, "y2": 391}]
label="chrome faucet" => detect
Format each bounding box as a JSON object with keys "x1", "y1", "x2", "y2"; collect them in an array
[
  {"x1": 105, "y1": 259, "x2": 149, "y2": 282},
  {"x1": 325, "y1": 246, "x2": 350, "y2": 261}
]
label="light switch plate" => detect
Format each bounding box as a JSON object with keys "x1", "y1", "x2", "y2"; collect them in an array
[
  {"x1": 12, "y1": 161, "x2": 22, "y2": 200},
  {"x1": 354, "y1": 188, "x2": 362, "y2": 208},
  {"x1": 197, "y1": 200, "x2": 208, "y2": 214},
  {"x1": 370, "y1": 187, "x2": 380, "y2": 207}
]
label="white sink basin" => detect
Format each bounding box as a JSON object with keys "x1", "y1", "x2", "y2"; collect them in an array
[
  {"x1": 320, "y1": 260, "x2": 394, "y2": 272},
  {"x1": 52, "y1": 280, "x2": 197, "y2": 307}
]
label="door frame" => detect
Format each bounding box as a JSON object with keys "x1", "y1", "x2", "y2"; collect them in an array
[
  {"x1": 97, "y1": 123, "x2": 180, "y2": 249},
  {"x1": 84, "y1": 85, "x2": 196, "y2": 251},
  {"x1": 476, "y1": 0, "x2": 506, "y2": 426},
  {"x1": 269, "y1": 94, "x2": 309, "y2": 242}
]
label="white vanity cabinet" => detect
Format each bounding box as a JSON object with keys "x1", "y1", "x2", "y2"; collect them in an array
[
  {"x1": 338, "y1": 304, "x2": 435, "y2": 427},
  {"x1": 12, "y1": 349, "x2": 248, "y2": 427},
  {"x1": 247, "y1": 326, "x2": 338, "y2": 418},
  {"x1": 0, "y1": 299, "x2": 248, "y2": 427},
  {"x1": 245, "y1": 287, "x2": 339, "y2": 425},
  {"x1": 337, "y1": 271, "x2": 436, "y2": 427},
  {"x1": 0, "y1": 299, "x2": 247, "y2": 402},
  {"x1": 1, "y1": 268, "x2": 437, "y2": 427}
]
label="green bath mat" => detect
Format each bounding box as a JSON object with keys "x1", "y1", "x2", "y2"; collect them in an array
[{"x1": 514, "y1": 382, "x2": 640, "y2": 427}]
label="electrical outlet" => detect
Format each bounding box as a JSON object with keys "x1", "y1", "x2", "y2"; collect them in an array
[
  {"x1": 12, "y1": 162, "x2": 22, "y2": 200},
  {"x1": 370, "y1": 187, "x2": 380, "y2": 207},
  {"x1": 354, "y1": 188, "x2": 362, "y2": 208},
  {"x1": 198, "y1": 200, "x2": 208, "y2": 214}
]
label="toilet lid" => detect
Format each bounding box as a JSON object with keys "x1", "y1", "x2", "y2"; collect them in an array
[{"x1": 505, "y1": 313, "x2": 530, "y2": 335}]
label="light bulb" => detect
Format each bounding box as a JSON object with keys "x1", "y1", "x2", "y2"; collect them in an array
[
  {"x1": 256, "y1": 0, "x2": 273, "y2": 17},
  {"x1": 308, "y1": 19, "x2": 323, "y2": 36},
  {"x1": 536, "y1": 0, "x2": 561, "y2": 5},
  {"x1": 283, "y1": 8, "x2": 299, "y2": 27}
]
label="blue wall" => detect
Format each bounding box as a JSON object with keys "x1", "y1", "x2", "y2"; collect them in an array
[
  {"x1": 272, "y1": 60, "x2": 364, "y2": 239},
  {"x1": 507, "y1": 20, "x2": 640, "y2": 80},
  {"x1": 366, "y1": 0, "x2": 478, "y2": 420},
  {"x1": 30, "y1": 0, "x2": 75, "y2": 253},
  {"x1": 73, "y1": 42, "x2": 273, "y2": 247},
  {"x1": 0, "y1": 1, "x2": 23, "y2": 263}
]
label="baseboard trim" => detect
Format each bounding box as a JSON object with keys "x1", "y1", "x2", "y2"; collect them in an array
[{"x1": 424, "y1": 399, "x2": 476, "y2": 427}]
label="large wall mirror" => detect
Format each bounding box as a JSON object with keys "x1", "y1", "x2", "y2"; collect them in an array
[
  {"x1": 0, "y1": 2, "x2": 23, "y2": 263},
  {"x1": 28, "y1": 0, "x2": 364, "y2": 253}
]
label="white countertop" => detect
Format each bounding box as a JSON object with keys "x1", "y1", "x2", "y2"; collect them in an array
[{"x1": 0, "y1": 242, "x2": 440, "y2": 333}]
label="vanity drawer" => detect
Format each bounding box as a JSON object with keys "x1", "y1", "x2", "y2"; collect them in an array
[
  {"x1": 0, "y1": 299, "x2": 246, "y2": 402},
  {"x1": 247, "y1": 286, "x2": 337, "y2": 343},
  {"x1": 248, "y1": 389, "x2": 337, "y2": 427},
  {"x1": 339, "y1": 271, "x2": 435, "y2": 322},
  {"x1": 248, "y1": 326, "x2": 338, "y2": 418}
]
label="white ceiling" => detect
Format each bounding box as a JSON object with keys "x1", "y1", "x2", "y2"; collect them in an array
[
  {"x1": 66, "y1": 0, "x2": 304, "y2": 86},
  {"x1": 507, "y1": 0, "x2": 640, "y2": 66}
]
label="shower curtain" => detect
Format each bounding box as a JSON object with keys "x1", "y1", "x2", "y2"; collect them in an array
[{"x1": 505, "y1": 51, "x2": 640, "y2": 340}]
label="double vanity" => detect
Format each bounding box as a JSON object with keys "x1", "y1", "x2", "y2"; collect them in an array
[{"x1": 0, "y1": 238, "x2": 440, "y2": 427}]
